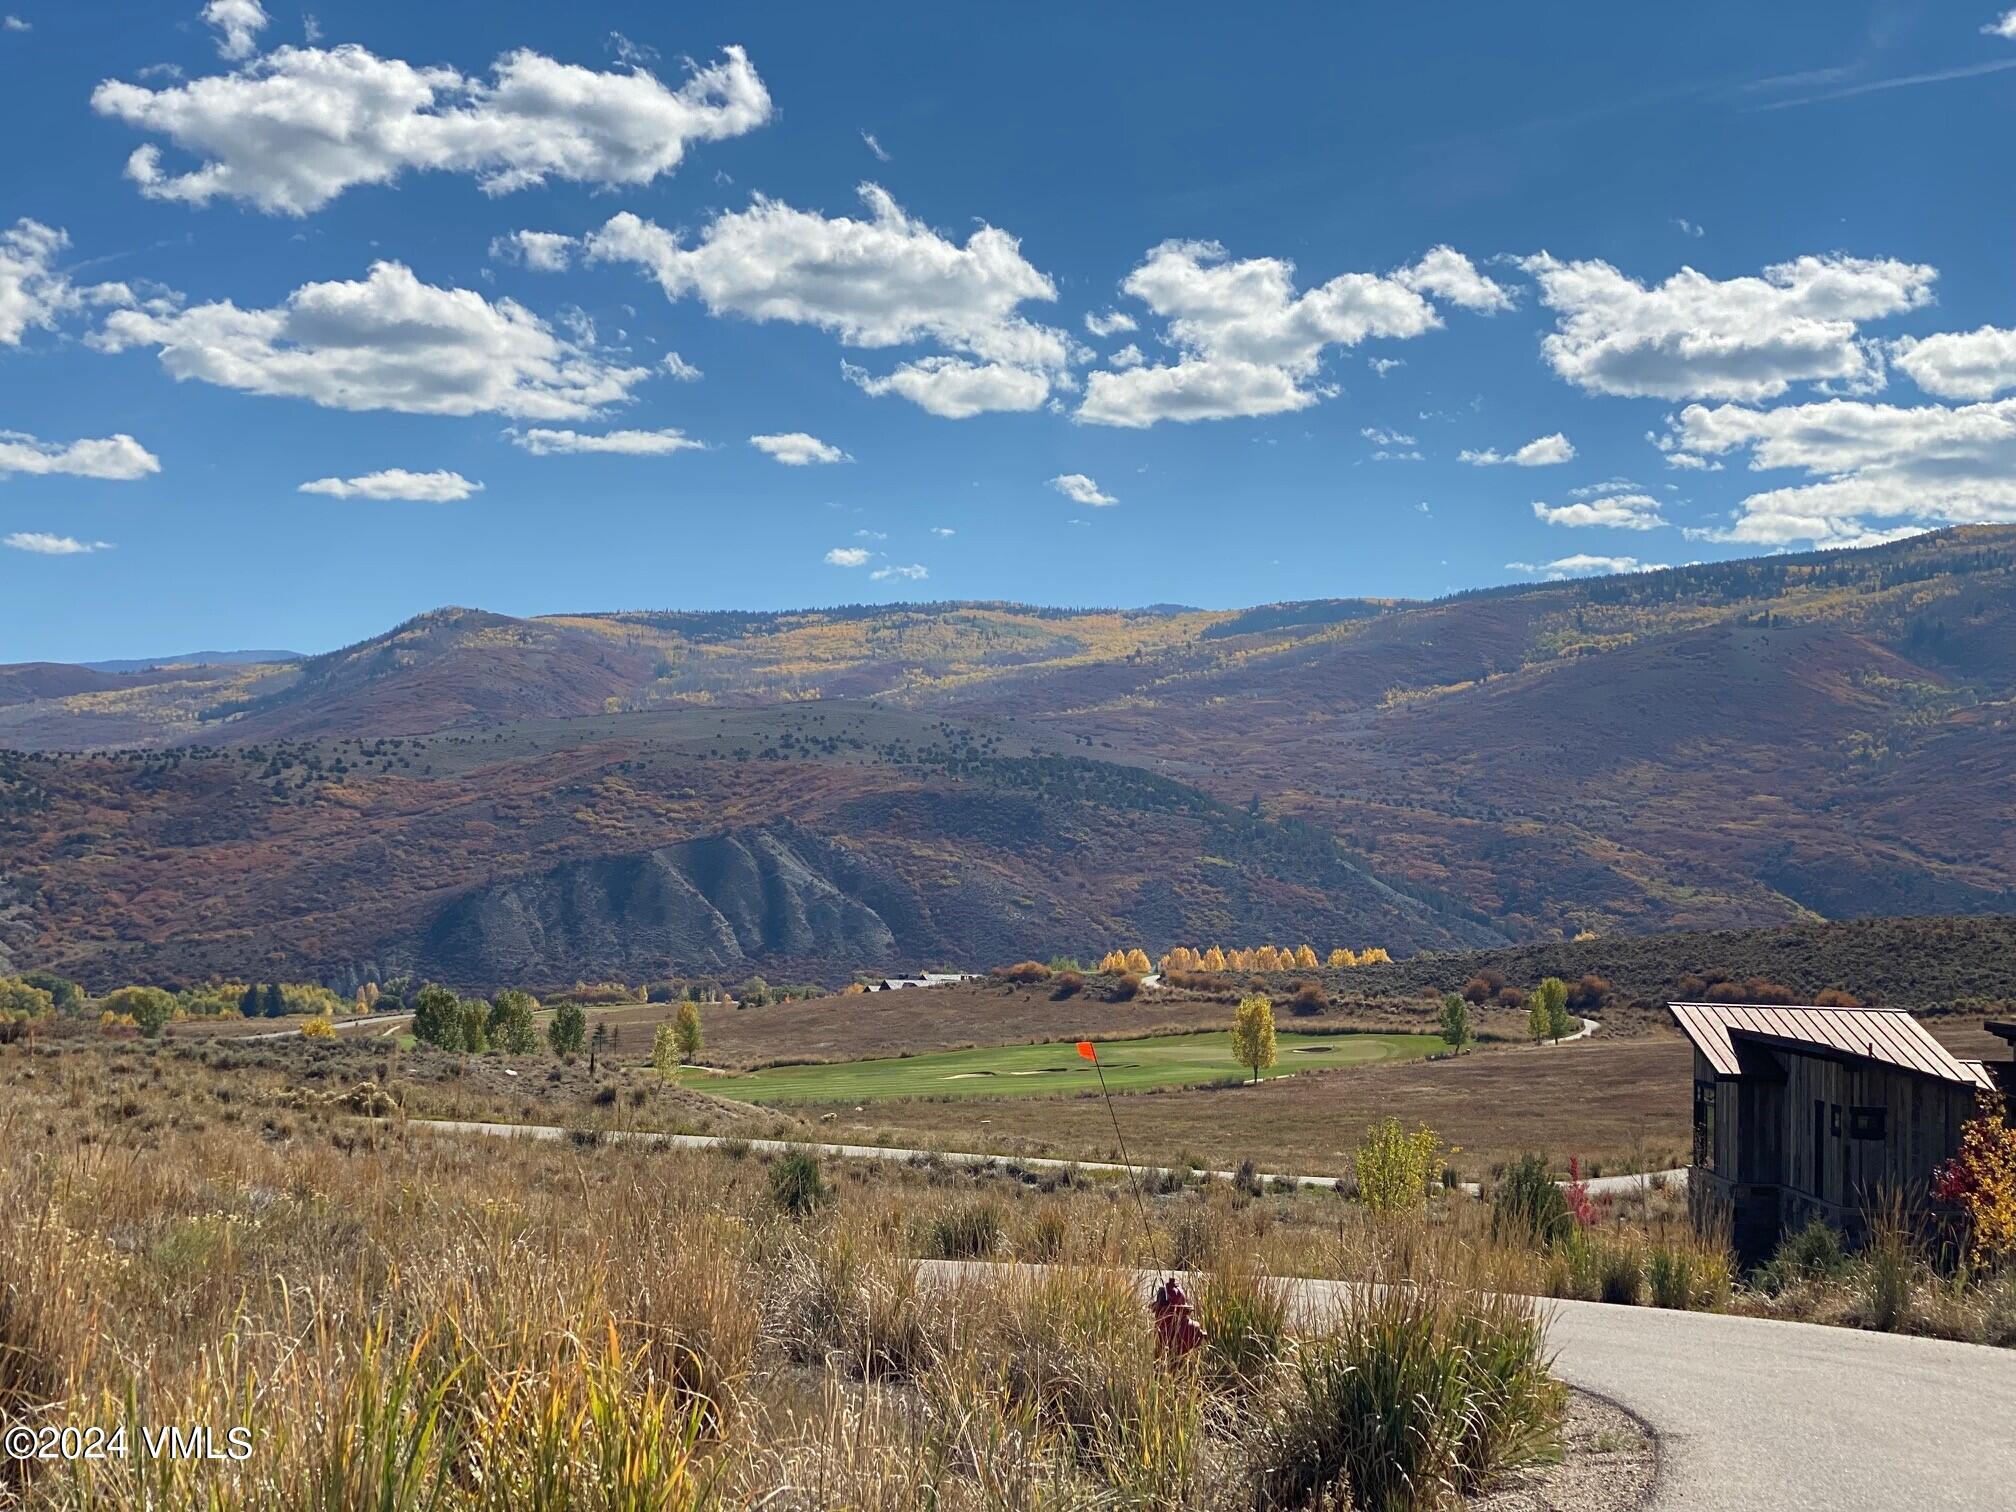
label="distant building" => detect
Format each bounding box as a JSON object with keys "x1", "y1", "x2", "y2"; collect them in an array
[
  {"x1": 867, "y1": 972, "x2": 976, "y2": 992},
  {"x1": 1669, "y1": 1001, "x2": 2010, "y2": 1263}
]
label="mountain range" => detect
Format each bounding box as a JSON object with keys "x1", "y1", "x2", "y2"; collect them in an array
[{"x1": 3, "y1": 526, "x2": 2012, "y2": 991}]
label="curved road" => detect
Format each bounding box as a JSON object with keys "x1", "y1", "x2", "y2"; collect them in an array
[
  {"x1": 406, "y1": 1117, "x2": 2007, "y2": 1506},
  {"x1": 921, "y1": 1262, "x2": 2016, "y2": 1512}
]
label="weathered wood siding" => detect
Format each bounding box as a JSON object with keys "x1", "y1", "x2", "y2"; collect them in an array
[
  {"x1": 1778, "y1": 1051, "x2": 1975, "y2": 1210},
  {"x1": 1696, "y1": 1041, "x2": 1982, "y2": 1259}
]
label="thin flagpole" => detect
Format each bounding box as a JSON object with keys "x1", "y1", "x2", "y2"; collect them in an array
[{"x1": 1086, "y1": 1044, "x2": 1152, "y2": 1246}]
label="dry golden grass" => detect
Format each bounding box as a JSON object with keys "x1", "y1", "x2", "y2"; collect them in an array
[{"x1": 1, "y1": 1038, "x2": 1588, "y2": 1510}]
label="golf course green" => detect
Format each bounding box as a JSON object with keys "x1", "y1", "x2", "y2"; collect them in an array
[{"x1": 676, "y1": 1030, "x2": 1443, "y2": 1104}]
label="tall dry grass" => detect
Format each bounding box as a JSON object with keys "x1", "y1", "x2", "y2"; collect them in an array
[{"x1": 0, "y1": 1043, "x2": 1574, "y2": 1510}]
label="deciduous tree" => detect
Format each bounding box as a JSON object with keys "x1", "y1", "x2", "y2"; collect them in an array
[
  {"x1": 1231, "y1": 994, "x2": 1277, "y2": 1084},
  {"x1": 489, "y1": 989, "x2": 539, "y2": 1055},
  {"x1": 1438, "y1": 992, "x2": 1472, "y2": 1052},
  {"x1": 548, "y1": 1002, "x2": 587, "y2": 1059},
  {"x1": 674, "y1": 1000, "x2": 703, "y2": 1062}
]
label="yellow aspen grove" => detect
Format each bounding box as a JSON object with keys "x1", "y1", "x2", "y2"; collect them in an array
[
  {"x1": 1360, "y1": 946, "x2": 1392, "y2": 964},
  {"x1": 1203, "y1": 946, "x2": 1227, "y2": 971},
  {"x1": 1255, "y1": 945, "x2": 1282, "y2": 971},
  {"x1": 1327, "y1": 948, "x2": 1352, "y2": 967},
  {"x1": 1294, "y1": 944, "x2": 1319, "y2": 969},
  {"x1": 1125, "y1": 947, "x2": 1153, "y2": 974}
]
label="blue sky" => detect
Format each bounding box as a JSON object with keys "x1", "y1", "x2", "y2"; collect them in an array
[{"x1": 6, "y1": 2, "x2": 2016, "y2": 661}]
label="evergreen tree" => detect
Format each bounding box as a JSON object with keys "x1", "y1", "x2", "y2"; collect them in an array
[{"x1": 262, "y1": 982, "x2": 286, "y2": 1018}]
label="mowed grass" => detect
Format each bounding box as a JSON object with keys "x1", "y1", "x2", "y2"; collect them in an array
[{"x1": 677, "y1": 1029, "x2": 1441, "y2": 1104}]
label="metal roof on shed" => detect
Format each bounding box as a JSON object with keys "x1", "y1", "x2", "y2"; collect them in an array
[{"x1": 1668, "y1": 1002, "x2": 1994, "y2": 1090}]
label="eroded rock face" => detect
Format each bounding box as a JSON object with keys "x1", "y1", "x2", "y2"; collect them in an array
[{"x1": 414, "y1": 827, "x2": 899, "y2": 982}]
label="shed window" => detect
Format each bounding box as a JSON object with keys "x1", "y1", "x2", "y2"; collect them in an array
[
  {"x1": 1849, "y1": 1106, "x2": 1887, "y2": 1141},
  {"x1": 1692, "y1": 1080, "x2": 1715, "y2": 1167}
]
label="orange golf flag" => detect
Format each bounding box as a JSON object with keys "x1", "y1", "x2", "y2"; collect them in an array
[{"x1": 1076, "y1": 1040, "x2": 1097, "y2": 1060}]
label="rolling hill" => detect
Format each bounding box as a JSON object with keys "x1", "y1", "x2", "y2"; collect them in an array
[{"x1": 3, "y1": 526, "x2": 2014, "y2": 988}]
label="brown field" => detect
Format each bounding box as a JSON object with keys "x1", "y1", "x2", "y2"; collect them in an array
[
  {"x1": 804, "y1": 1034, "x2": 1696, "y2": 1179},
  {"x1": 152, "y1": 985, "x2": 2005, "y2": 1184},
  {"x1": 576, "y1": 981, "x2": 1526, "y2": 1069}
]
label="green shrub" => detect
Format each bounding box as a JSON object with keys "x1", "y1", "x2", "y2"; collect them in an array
[
  {"x1": 1020, "y1": 1203, "x2": 1070, "y2": 1261},
  {"x1": 1257, "y1": 1288, "x2": 1564, "y2": 1508},
  {"x1": 1492, "y1": 1155, "x2": 1572, "y2": 1249},
  {"x1": 923, "y1": 1199, "x2": 1005, "y2": 1260},
  {"x1": 1855, "y1": 1219, "x2": 1920, "y2": 1334},
  {"x1": 1597, "y1": 1236, "x2": 1645, "y2": 1306},
  {"x1": 1646, "y1": 1242, "x2": 1730, "y2": 1311},
  {"x1": 768, "y1": 1151, "x2": 828, "y2": 1218},
  {"x1": 1193, "y1": 1261, "x2": 1289, "y2": 1392},
  {"x1": 1760, "y1": 1218, "x2": 1849, "y2": 1293}
]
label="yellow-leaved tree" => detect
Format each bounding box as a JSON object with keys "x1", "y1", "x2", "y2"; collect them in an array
[
  {"x1": 1124, "y1": 947, "x2": 1153, "y2": 974},
  {"x1": 1231, "y1": 994, "x2": 1277, "y2": 1085},
  {"x1": 1203, "y1": 945, "x2": 1227, "y2": 971},
  {"x1": 1934, "y1": 1090, "x2": 2016, "y2": 1270},
  {"x1": 1355, "y1": 1118, "x2": 1444, "y2": 1215},
  {"x1": 1293, "y1": 944, "x2": 1319, "y2": 969}
]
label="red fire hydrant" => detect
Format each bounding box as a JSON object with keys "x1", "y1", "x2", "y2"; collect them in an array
[{"x1": 1151, "y1": 1276, "x2": 1205, "y2": 1360}]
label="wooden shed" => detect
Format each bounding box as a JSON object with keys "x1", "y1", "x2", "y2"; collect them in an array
[{"x1": 1668, "y1": 1001, "x2": 1998, "y2": 1263}]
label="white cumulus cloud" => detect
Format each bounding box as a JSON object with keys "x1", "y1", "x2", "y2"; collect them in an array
[
  {"x1": 586, "y1": 183, "x2": 1069, "y2": 417},
  {"x1": 490, "y1": 229, "x2": 575, "y2": 272},
  {"x1": 749, "y1": 431, "x2": 849, "y2": 465},
  {"x1": 92, "y1": 43, "x2": 770, "y2": 214},
  {"x1": 1077, "y1": 241, "x2": 1504, "y2": 427},
  {"x1": 1506, "y1": 554, "x2": 1665, "y2": 579},
  {"x1": 1395, "y1": 244, "x2": 1515, "y2": 312},
  {"x1": 95, "y1": 260, "x2": 651, "y2": 418},
  {"x1": 298, "y1": 468, "x2": 481, "y2": 501},
  {"x1": 871, "y1": 561, "x2": 927, "y2": 581},
  {"x1": 824, "y1": 546, "x2": 871, "y2": 566},
  {"x1": 1891, "y1": 325, "x2": 2016, "y2": 401},
  {"x1": 1986, "y1": 10, "x2": 2016, "y2": 40},
  {"x1": 1665, "y1": 394, "x2": 2016, "y2": 547},
  {"x1": 0, "y1": 430, "x2": 160, "y2": 480},
  {"x1": 5, "y1": 532, "x2": 114, "y2": 555},
  {"x1": 0, "y1": 219, "x2": 132, "y2": 346},
  {"x1": 1049, "y1": 472, "x2": 1115, "y2": 506},
  {"x1": 843, "y1": 356, "x2": 1052, "y2": 418},
  {"x1": 508, "y1": 426, "x2": 704, "y2": 455},
  {"x1": 1460, "y1": 432, "x2": 1576, "y2": 467},
  {"x1": 1521, "y1": 252, "x2": 1935, "y2": 401},
  {"x1": 1084, "y1": 309, "x2": 1136, "y2": 337},
  {"x1": 1531, "y1": 484, "x2": 1668, "y2": 530},
  {"x1": 201, "y1": 0, "x2": 268, "y2": 60}
]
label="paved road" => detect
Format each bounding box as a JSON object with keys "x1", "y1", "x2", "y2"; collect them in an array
[
  {"x1": 404, "y1": 1117, "x2": 2007, "y2": 1506},
  {"x1": 402, "y1": 1114, "x2": 1685, "y2": 1194},
  {"x1": 223, "y1": 1011, "x2": 414, "y2": 1042},
  {"x1": 921, "y1": 1261, "x2": 2016, "y2": 1511}
]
